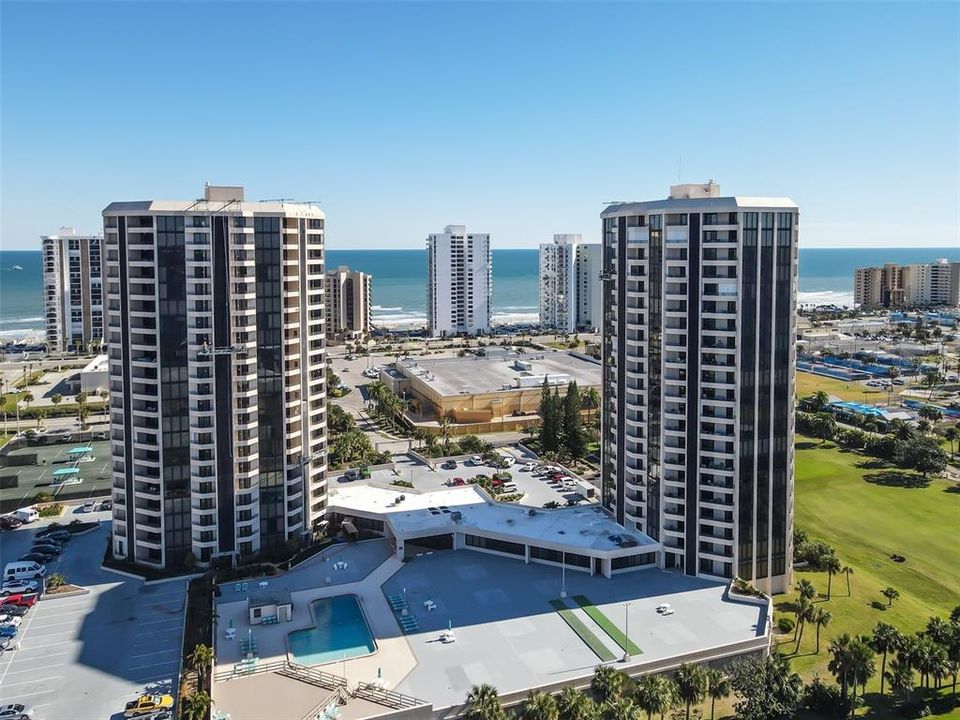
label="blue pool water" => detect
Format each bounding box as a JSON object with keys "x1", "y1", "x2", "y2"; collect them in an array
[{"x1": 288, "y1": 595, "x2": 376, "y2": 665}]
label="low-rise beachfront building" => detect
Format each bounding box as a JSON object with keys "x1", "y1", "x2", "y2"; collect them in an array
[
  {"x1": 382, "y1": 350, "x2": 601, "y2": 433},
  {"x1": 328, "y1": 484, "x2": 661, "y2": 576}
]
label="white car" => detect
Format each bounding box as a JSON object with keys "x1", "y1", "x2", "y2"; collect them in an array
[
  {"x1": 0, "y1": 616, "x2": 21, "y2": 628},
  {"x1": 1, "y1": 581, "x2": 39, "y2": 596},
  {"x1": 0, "y1": 704, "x2": 33, "y2": 720},
  {"x1": 656, "y1": 603, "x2": 673, "y2": 614},
  {"x1": 471, "y1": 456, "x2": 483, "y2": 466},
  {"x1": 500, "y1": 456, "x2": 516, "y2": 467}
]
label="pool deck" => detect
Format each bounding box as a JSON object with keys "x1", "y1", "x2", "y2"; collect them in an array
[{"x1": 214, "y1": 539, "x2": 418, "y2": 688}]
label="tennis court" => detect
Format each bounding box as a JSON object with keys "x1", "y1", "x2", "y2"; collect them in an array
[{"x1": 0, "y1": 438, "x2": 112, "y2": 512}]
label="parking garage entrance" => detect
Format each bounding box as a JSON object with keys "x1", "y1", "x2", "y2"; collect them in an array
[{"x1": 403, "y1": 533, "x2": 454, "y2": 559}]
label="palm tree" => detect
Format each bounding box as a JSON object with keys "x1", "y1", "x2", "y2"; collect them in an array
[
  {"x1": 885, "y1": 657, "x2": 914, "y2": 704},
  {"x1": 796, "y1": 578, "x2": 816, "y2": 602},
  {"x1": 465, "y1": 683, "x2": 504, "y2": 720},
  {"x1": 810, "y1": 390, "x2": 830, "y2": 412},
  {"x1": 189, "y1": 643, "x2": 214, "y2": 689},
  {"x1": 591, "y1": 665, "x2": 625, "y2": 704},
  {"x1": 945, "y1": 427, "x2": 959, "y2": 459},
  {"x1": 181, "y1": 690, "x2": 211, "y2": 720},
  {"x1": 557, "y1": 687, "x2": 597, "y2": 720},
  {"x1": 581, "y1": 388, "x2": 601, "y2": 427},
  {"x1": 828, "y1": 633, "x2": 854, "y2": 702},
  {"x1": 603, "y1": 698, "x2": 639, "y2": 720},
  {"x1": 21, "y1": 391, "x2": 34, "y2": 411},
  {"x1": 673, "y1": 663, "x2": 707, "y2": 720},
  {"x1": 813, "y1": 608, "x2": 833, "y2": 654},
  {"x1": 99, "y1": 389, "x2": 109, "y2": 417},
  {"x1": 51, "y1": 393, "x2": 63, "y2": 409},
  {"x1": 871, "y1": 622, "x2": 902, "y2": 695},
  {"x1": 842, "y1": 565, "x2": 854, "y2": 596},
  {"x1": 848, "y1": 636, "x2": 877, "y2": 710},
  {"x1": 926, "y1": 616, "x2": 950, "y2": 646},
  {"x1": 35, "y1": 409, "x2": 46, "y2": 430},
  {"x1": 795, "y1": 597, "x2": 815, "y2": 652},
  {"x1": 823, "y1": 553, "x2": 842, "y2": 599},
  {"x1": 440, "y1": 415, "x2": 452, "y2": 454},
  {"x1": 520, "y1": 690, "x2": 558, "y2": 720},
  {"x1": 634, "y1": 674, "x2": 673, "y2": 720},
  {"x1": 703, "y1": 668, "x2": 730, "y2": 720},
  {"x1": 882, "y1": 586, "x2": 900, "y2": 607}
]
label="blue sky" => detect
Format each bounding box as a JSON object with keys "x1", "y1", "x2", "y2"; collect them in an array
[{"x1": 2, "y1": 1, "x2": 958, "y2": 250}]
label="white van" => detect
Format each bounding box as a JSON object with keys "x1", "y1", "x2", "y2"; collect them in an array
[
  {"x1": 3, "y1": 561, "x2": 46, "y2": 582},
  {"x1": 13, "y1": 508, "x2": 39, "y2": 523}
]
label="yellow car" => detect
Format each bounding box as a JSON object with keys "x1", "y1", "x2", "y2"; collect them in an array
[{"x1": 123, "y1": 694, "x2": 174, "y2": 717}]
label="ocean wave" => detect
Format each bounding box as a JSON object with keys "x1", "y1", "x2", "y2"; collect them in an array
[
  {"x1": 0, "y1": 316, "x2": 44, "y2": 325},
  {"x1": 797, "y1": 290, "x2": 855, "y2": 307},
  {"x1": 371, "y1": 305, "x2": 404, "y2": 311},
  {"x1": 497, "y1": 306, "x2": 538, "y2": 311},
  {"x1": 491, "y1": 312, "x2": 539, "y2": 326}
]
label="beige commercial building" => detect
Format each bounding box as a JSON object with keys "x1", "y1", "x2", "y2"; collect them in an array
[
  {"x1": 854, "y1": 259, "x2": 959, "y2": 309},
  {"x1": 325, "y1": 265, "x2": 371, "y2": 341},
  {"x1": 384, "y1": 350, "x2": 601, "y2": 433}
]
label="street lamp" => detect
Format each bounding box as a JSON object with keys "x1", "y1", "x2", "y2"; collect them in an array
[
  {"x1": 622, "y1": 601, "x2": 632, "y2": 663},
  {"x1": 560, "y1": 551, "x2": 566, "y2": 599}
]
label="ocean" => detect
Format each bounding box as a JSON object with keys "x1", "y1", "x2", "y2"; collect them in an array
[{"x1": 1, "y1": 247, "x2": 957, "y2": 337}]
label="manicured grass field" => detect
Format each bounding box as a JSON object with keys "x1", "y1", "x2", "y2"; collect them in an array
[
  {"x1": 776, "y1": 434, "x2": 960, "y2": 717},
  {"x1": 795, "y1": 371, "x2": 886, "y2": 403}
]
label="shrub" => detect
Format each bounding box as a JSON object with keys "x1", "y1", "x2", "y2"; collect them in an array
[
  {"x1": 47, "y1": 573, "x2": 67, "y2": 590},
  {"x1": 777, "y1": 617, "x2": 796, "y2": 633},
  {"x1": 391, "y1": 479, "x2": 414, "y2": 488},
  {"x1": 33, "y1": 492, "x2": 53, "y2": 503},
  {"x1": 38, "y1": 503, "x2": 64, "y2": 517}
]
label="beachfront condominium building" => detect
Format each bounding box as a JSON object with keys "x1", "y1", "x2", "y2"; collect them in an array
[
  {"x1": 103, "y1": 185, "x2": 328, "y2": 570},
  {"x1": 325, "y1": 266, "x2": 371, "y2": 342},
  {"x1": 854, "y1": 260, "x2": 960, "y2": 309},
  {"x1": 42, "y1": 228, "x2": 104, "y2": 352},
  {"x1": 539, "y1": 234, "x2": 603, "y2": 333},
  {"x1": 600, "y1": 181, "x2": 798, "y2": 594},
  {"x1": 426, "y1": 225, "x2": 491, "y2": 337}
]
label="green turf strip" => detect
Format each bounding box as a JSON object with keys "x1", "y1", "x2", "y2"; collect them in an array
[
  {"x1": 549, "y1": 599, "x2": 616, "y2": 662},
  {"x1": 572, "y1": 595, "x2": 642, "y2": 655}
]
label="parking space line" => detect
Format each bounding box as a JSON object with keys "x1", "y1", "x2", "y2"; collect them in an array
[
  {"x1": 1, "y1": 663, "x2": 66, "y2": 675},
  {"x1": 1, "y1": 688, "x2": 58, "y2": 699},
  {"x1": 129, "y1": 648, "x2": 180, "y2": 660},
  {"x1": 32, "y1": 604, "x2": 92, "y2": 615},
  {"x1": 1, "y1": 675, "x2": 62, "y2": 687},
  {"x1": 139, "y1": 617, "x2": 183, "y2": 626},
  {"x1": 128, "y1": 658, "x2": 180, "y2": 671},
  {"x1": 25, "y1": 618, "x2": 83, "y2": 629},
  {"x1": 20, "y1": 638, "x2": 76, "y2": 650}
]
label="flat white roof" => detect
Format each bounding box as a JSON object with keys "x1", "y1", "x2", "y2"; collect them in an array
[
  {"x1": 602, "y1": 195, "x2": 797, "y2": 217},
  {"x1": 81, "y1": 354, "x2": 109, "y2": 373},
  {"x1": 329, "y1": 484, "x2": 658, "y2": 556},
  {"x1": 399, "y1": 352, "x2": 601, "y2": 397}
]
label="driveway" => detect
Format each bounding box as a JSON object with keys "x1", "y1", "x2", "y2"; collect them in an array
[{"x1": 0, "y1": 510, "x2": 186, "y2": 720}]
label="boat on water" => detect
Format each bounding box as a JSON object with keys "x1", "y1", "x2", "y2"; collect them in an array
[{"x1": 11, "y1": 265, "x2": 23, "y2": 270}]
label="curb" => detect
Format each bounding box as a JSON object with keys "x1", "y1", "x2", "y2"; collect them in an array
[{"x1": 40, "y1": 586, "x2": 90, "y2": 600}]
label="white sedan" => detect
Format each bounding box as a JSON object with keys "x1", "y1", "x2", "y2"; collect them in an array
[{"x1": 1, "y1": 581, "x2": 39, "y2": 596}]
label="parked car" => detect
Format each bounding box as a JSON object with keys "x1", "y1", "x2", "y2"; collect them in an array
[
  {"x1": 343, "y1": 469, "x2": 358, "y2": 481},
  {"x1": 18, "y1": 553, "x2": 53, "y2": 565},
  {"x1": 100, "y1": 499, "x2": 113, "y2": 511},
  {"x1": 442, "y1": 460, "x2": 457, "y2": 470},
  {"x1": 4, "y1": 561, "x2": 46, "y2": 582},
  {"x1": 0, "y1": 616, "x2": 22, "y2": 628},
  {"x1": 123, "y1": 694, "x2": 174, "y2": 717},
  {"x1": 82, "y1": 500, "x2": 97, "y2": 512},
  {"x1": 470, "y1": 455, "x2": 483, "y2": 466},
  {"x1": 139, "y1": 711, "x2": 173, "y2": 720},
  {"x1": 0, "y1": 703, "x2": 34, "y2": 720},
  {"x1": 359, "y1": 466, "x2": 371, "y2": 479},
  {"x1": 1, "y1": 605, "x2": 29, "y2": 617},
  {"x1": 0, "y1": 594, "x2": 38, "y2": 608},
  {"x1": 11, "y1": 508, "x2": 38, "y2": 524},
  {"x1": 0, "y1": 625, "x2": 18, "y2": 639},
  {"x1": 36, "y1": 528, "x2": 71, "y2": 542},
  {"x1": 30, "y1": 543, "x2": 61, "y2": 556},
  {"x1": 1, "y1": 581, "x2": 39, "y2": 597},
  {"x1": 451, "y1": 477, "x2": 465, "y2": 486},
  {"x1": 0, "y1": 517, "x2": 22, "y2": 531}
]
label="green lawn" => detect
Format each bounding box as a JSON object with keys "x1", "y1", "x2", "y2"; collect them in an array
[
  {"x1": 572, "y1": 595, "x2": 642, "y2": 656},
  {"x1": 776, "y1": 434, "x2": 960, "y2": 717},
  {"x1": 795, "y1": 371, "x2": 886, "y2": 403},
  {"x1": 549, "y1": 599, "x2": 616, "y2": 662}
]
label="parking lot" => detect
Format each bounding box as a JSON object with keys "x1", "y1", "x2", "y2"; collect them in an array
[
  {"x1": 0, "y1": 439, "x2": 112, "y2": 514},
  {"x1": 330, "y1": 449, "x2": 597, "y2": 508},
  {"x1": 0, "y1": 509, "x2": 186, "y2": 720}
]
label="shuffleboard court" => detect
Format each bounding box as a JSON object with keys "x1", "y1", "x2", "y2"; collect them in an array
[{"x1": 0, "y1": 438, "x2": 112, "y2": 512}]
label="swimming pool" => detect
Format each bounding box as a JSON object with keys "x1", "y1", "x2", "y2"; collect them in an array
[{"x1": 288, "y1": 595, "x2": 376, "y2": 666}]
